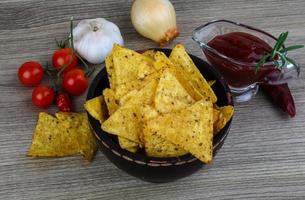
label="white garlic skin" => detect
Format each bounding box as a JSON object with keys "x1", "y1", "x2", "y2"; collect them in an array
[{"x1": 73, "y1": 18, "x2": 124, "y2": 64}]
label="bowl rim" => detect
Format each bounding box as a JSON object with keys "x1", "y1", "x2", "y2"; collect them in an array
[{"x1": 86, "y1": 48, "x2": 234, "y2": 167}]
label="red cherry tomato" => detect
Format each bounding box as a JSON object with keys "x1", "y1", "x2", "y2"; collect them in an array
[
  {"x1": 52, "y1": 48, "x2": 77, "y2": 72},
  {"x1": 63, "y1": 68, "x2": 88, "y2": 96},
  {"x1": 56, "y1": 92, "x2": 72, "y2": 112},
  {"x1": 32, "y1": 85, "x2": 55, "y2": 108},
  {"x1": 18, "y1": 61, "x2": 44, "y2": 87}
]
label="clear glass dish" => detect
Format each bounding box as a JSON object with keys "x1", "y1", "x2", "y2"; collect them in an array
[{"x1": 192, "y1": 19, "x2": 300, "y2": 102}]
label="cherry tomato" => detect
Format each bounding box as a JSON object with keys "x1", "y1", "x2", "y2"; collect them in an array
[
  {"x1": 63, "y1": 68, "x2": 88, "y2": 96},
  {"x1": 32, "y1": 85, "x2": 55, "y2": 108},
  {"x1": 18, "y1": 61, "x2": 44, "y2": 87},
  {"x1": 56, "y1": 92, "x2": 72, "y2": 112},
  {"x1": 52, "y1": 48, "x2": 77, "y2": 72}
]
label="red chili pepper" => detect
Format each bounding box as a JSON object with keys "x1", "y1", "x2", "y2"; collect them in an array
[
  {"x1": 56, "y1": 92, "x2": 72, "y2": 112},
  {"x1": 261, "y1": 83, "x2": 296, "y2": 117}
]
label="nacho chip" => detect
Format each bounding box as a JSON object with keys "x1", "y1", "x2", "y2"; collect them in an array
[
  {"x1": 220, "y1": 105, "x2": 234, "y2": 121},
  {"x1": 84, "y1": 96, "x2": 108, "y2": 123},
  {"x1": 142, "y1": 49, "x2": 156, "y2": 60},
  {"x1": 118, "y1": 137, "x2": 138, "y2": 153},
  {"x1": 102, "y1": 80, "x2": 157, "y2": 144},
  {"x1": 55, "y1": 112, "x2": 98, "y2": 161},
  {"x1": 28, "y1": 112, "x2": 79, "y2": 157},
  {"x1": 169, "y1": 44, "x2": 217, "y2": 103},
  {"x1": 143, "y1": 126, "x2": 188, "y2": 157},
  {"x1": 213, "y1": 106, "x2": 234, "y2": 135},
  {"x1": 155, "y1": 69, "x2": 195, "y2": 113},
  {"x1": 145, "y1": 100, "x2": 213, "y2": 163},
  {"x1": 113, "y1": 46, "x2": 155, "y2": 85},
  {"x1": 105, "y1": 54, "x2": 116, "y2": 89},
  {"x1": 115, "y1": 70, "x2": 161, "y2": 100},
  {"x1": 103, "y1": 88, "x2": 119, "y2": 115},
  {"x1": 142, "y1": 104, "x2": 188, "y2": 158}
]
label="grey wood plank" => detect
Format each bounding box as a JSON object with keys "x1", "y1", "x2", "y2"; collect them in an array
[{"x1": 1, "y1": 0, "x2": 305, "y2": 199}]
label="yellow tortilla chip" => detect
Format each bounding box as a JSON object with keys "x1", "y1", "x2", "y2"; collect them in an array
[
  {"x1": 84, "y1": 96, "x2": 108, "y2": 123},
  {"x1": 102, "y1": 80, "x2": 157, "y2": 144},
  {"x1": 28, "y1": 112, "x2": 98, "y2": 161},
  {"x1": 28, "y1": 112, "x2": 79, "y2": 157},
  {"x1": 142, "y1": 49, "x2": 156, "y2": 60},
  {"x1": 169, "y1": 44, "x2": 217, "y2": 103},
  {"x1": 155, "y1": 69, "x2": 195, "y2": 113},
  {"x1": 142, "y1": 104, "x2": 188, "y2": 158},
  {"x1": 103, "y1": 88, "x2": 119, "y2": 115},
  {"x1": 118, "y1": 137, "x2": 138, "y2": 153},
  {"x1": 105, "y1": 53, "x2": 116, "y2": 89},
  {"x1": 114, "y1": 70, "x2": 161, "y2": 100},
  {"x1": 145, "y1": 100, "x2": 213, "y2": 163},
  {"x1": 113, "y1": 46, "x2": 155, "y2": 85},
  {"x1": 55, "y1": 112, "x2": 98, "y2": 161},
  {"x1": 143, "y1": 127, "x2": 188, "y2": 157},
  {"x1": 213, "y1": 106, "x2": 234, "y2": 135}
]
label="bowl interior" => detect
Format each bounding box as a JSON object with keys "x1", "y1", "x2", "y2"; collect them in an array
[{"x1": 87, "y1": 48, "x2": 233, "y2": 165}]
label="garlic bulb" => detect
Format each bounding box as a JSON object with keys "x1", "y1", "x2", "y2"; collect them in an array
[
  {"x1": 131, "y1": 0, "x2": 179, "y2": 46},
  {"x1": 72, "y1": 18, "x2": 124, "y2": 64}
]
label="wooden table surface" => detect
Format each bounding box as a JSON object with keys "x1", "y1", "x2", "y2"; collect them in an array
[{"x1": 1, "y1": 0, "x2": 305, "y2": 199}]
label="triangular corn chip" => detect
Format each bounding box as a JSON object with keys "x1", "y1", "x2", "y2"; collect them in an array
[
  {"x1": 84, "y1": 95, "x2": 108, "y2": 123},
  {"x1": 28, "y1": 112, "x2": 79, "y2": 157},
  {"x1": 55, "y1": 112, "x2": 98, "y2": 161},
  {"x1": 145, "y1": 100, "x2": 213, "y2": 163},
  {"x1": 103, "y1": 88, "x2": 119, "y2": 115},
  {"x1": 118, "y1": 137, "x2": 138, "y2": 153},
  {"x1": 113, "y1": 46, "x2": 155, "y2": 85},
  {"x1": 155, "y1": 69, "x2": 195, "y2": 113},
  {"x1": 169, "y1": 44, "x2": 217, "y2": 103},
  {"x1": 102, "y1": 80, "x2": 157, "y2": 144}
]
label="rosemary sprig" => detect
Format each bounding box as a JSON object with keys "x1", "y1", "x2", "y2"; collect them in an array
[{"x1": 256, "y1": 31, "x2": 304, "y2": 72}]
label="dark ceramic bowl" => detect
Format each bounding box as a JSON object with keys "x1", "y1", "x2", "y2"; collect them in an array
[{"x1": 86, "y1": 48, "x2": 234, "y2": 183}]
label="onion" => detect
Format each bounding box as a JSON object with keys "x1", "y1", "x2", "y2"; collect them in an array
[{"x1": 131, "y1": 0, "x2": 179, "y2": 46}]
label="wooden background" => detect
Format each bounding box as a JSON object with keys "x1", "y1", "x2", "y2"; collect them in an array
[{"x1": 1, "y1": 0, "x2": 305, "y2": 199}]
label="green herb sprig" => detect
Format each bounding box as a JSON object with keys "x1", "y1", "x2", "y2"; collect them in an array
[{"x1": 256, "y1": 31, "x2": 304, "y2": 72}]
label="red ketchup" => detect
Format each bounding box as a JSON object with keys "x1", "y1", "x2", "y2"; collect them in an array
[{"x1": 204, "y1": 32, "x2": 275, "y2": 88}]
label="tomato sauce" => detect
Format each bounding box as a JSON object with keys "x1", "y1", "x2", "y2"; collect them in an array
[{"x1": 204, "y1": 32, "x2": 276, "y2": 88}]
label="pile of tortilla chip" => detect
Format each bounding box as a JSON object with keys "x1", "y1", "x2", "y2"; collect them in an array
[
  {"x1": 27, "y1": 112, "x2": 98, "y2": 161},
  {"x1": 84, "y1": 44, "x2": 234, "y2": 163}
]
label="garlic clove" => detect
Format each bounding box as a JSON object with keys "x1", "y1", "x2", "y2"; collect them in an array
[{"x1": 72, "y1": 18, "x2": 124, "y2": 64}]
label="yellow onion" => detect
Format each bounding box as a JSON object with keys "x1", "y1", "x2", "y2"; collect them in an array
[{"x1": 131, "y1": 0, "x2": 179, "y2": 46}]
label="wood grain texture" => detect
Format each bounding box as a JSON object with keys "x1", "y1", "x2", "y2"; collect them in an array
[{"x1": 1, "y1": 0, "x2": 305, "y2": 199}]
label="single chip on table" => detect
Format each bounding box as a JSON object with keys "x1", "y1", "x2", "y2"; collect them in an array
[
  {"x1": 84, "y1": 95, "x2": 108, "y2": 123},
  {"x1": 112, "y1": 45, "x2": 155, "y2": 85},
  {"x1": 103, "y1": 88, "x2": 119, "y2": 115},
  {"x1": 55, "y1": 112, "x2": 98, "y2": 161},
  {"x1": 142, "y1": 49, "x2": 156, "y2": 60},
  {"x1": 145, "y1": 100, "x2": 214, "y2": 163},
  {"x1": 102, "y1": 80, "x2": 158, "y2": 145},
  {"x1": 27, "y1": 112, "x2": 79, "y2": 157},
  {"x1": 169, "y1": 44, "x2": 217, "y2": 103},
  {"x1": 28, "y1": 112, "x2": 98, "y2": 161}
]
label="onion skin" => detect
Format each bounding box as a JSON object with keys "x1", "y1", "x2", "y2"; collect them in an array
[
  {"x1": 158, "y1": 27, "x2": 179, "y2": 47},
  {"x1": 131, "y1": 0, "x2": 179, "y2": 46}
]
